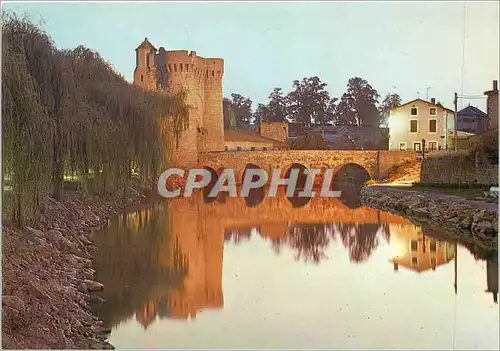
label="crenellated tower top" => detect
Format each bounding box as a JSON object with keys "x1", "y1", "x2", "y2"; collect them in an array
[{"x1": 133, "y1": 38, "x2": 225, "y2": 165}]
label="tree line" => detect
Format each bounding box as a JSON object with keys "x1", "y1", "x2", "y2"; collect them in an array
[
  {"x1": 2, "y1": 14, "x2": 190, "y2": 227},
  {"x1": 224, "y1": 76, "x2": 403, "y2": 129},
  {"x1": 224, "y1": 222, "x2": 386, "y2": 264}
]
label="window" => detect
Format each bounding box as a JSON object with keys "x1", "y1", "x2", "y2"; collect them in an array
[
  {"x1": 263, "y1": 147, "x2": 267, "y2": 151},
  {"x1": 140, "y1": 75, "x2": 144, "y2": 82},
  {"x1": 411, "y1": 107, "x2": 418, "y2": 116},
  {"x1": 237, "y1": 146, "x2": 241, "y2": 151},
  {"x1": 430, "y1": 241, "x2": 437, "y2": 252},
  {"x1": 411, "y1": 240, "x2": 418, "y2": 251},
  {"x1": 224, "y1": 146, "x2": 228, "y2": 151},
  {"x1": 174, "y1": 64, "x2": 177, "y2": 72},
  {"x1": 428, "y1": 141, "x2": 437, "y2": 151},
  {"x1": 410, "y1": 120, "x2": 418, "y2": 133},
  {"x1": 414, "y1": 142, "x2": 422, "y2": 151},
  {"x1": 431, "y1": 257, "x2": 436, "y2": 267},
  {"x1": 429, "y1": 107, "x2": 437, "y2": 116},
  {"x1": 429, "y1": 119, "x2": 437, "y2": 133},
  {"x1": 412, "y1": 257, "x2": 418, "y2": 266},
  {"x1": 399, "y1": 142, "x2": 407, "y2": 151},
  {"x1": 146, "y1": 54, "x2": 150, "y2": 68},
  {"x1": 251, "y1": 147, "x2": 255, "y2": 151}
]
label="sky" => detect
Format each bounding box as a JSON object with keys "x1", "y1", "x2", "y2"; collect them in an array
[{"x1": 3, "y1": 1, "x2": 499, "y2": 111}]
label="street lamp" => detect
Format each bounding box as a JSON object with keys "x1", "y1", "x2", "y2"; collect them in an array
[{"x1": 422, "y1": 138, "x2": 426, "y2": 160}]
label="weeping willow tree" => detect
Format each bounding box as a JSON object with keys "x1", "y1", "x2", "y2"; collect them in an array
[{"x1": 2, "y1": 14, "x2": 190, "y2": 227}]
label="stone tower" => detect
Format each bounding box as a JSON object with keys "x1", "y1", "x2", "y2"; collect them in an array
[{"x1": 133, "y1": 38, "x2": 225, "y2": 167}]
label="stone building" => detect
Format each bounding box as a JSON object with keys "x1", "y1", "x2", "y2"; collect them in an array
[
  {"x1": 457, "y1": 105, "x2": 488, "y2": 134},
  {"x1": 224, "y1": 130, "x2": 288, "y2": 151},
  {"x1": 311, "y1": 125, "x2": 389, "y2": 150},
  {"x1": 133, "y1": 38, "x2": 225, "y2": 166},
  {"x1": 484, "y1": 80, "x2": 498, "y2": 130},
  {"x1": 133, "y1": 39, "x2": 290, "y2": 165}
]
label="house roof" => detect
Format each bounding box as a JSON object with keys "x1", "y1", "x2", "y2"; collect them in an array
[
  {"x1": 391, "y1": 98, "x2": 455, "y2": 114},
  {"x1": 457, "y1": 105, "x2": 487, "y2": 118},
  {"x1": 224, "y1": 130, "x2": 287, "y2": 146},
  {"x1": 323, "y1": 133, "x2": 355, "y2": 144},
  {"x1": 136, "y1": 37, "x2": 157, "y2": 51},
  {"x1": 484, "y1": 88, "x2": 498, "y2": 96}
]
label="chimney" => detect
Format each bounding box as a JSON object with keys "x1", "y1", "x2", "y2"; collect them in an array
[
  {"x1": 431, "y1": 98, "x2": 436, "y2": 104},
  {"x1": 494, "y1": 80, "x2": 498, "y2": 91}
]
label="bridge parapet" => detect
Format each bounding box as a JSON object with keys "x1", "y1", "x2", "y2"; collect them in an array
[{"x1": 199, "y1": 150, "x2": 418, "y2": 183}]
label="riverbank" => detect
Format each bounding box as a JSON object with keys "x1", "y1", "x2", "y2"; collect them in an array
[
  {"x1": 2, "y1": 180, "x2": 154, "y2": 349},
  {"x1": 361, "y1": 186, "x2": 498, "y2": 251}
]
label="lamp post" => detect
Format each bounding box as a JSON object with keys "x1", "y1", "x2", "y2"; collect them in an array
[{"x1": 422, "y1": 138, "x2": 426, "y2": 160}]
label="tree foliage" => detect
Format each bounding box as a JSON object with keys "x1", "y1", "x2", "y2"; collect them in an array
[
  {"x1": 378, "y1": 93, "x2": 402, "y2": 126},
  {"x1": 288, "y1": 76, "x2": 332, "y2": 126},
  {"x1": 222, "y1": 93, "x2": 253, "y2": 129},
  {"x1": 247, "y1": 76, "x2": 386, "y2": 129},
  {"x1": 2, "y1": 14, "x2": 189, "y2": 227},
  {"x1": 335, "y1": 77, "x2": 380, "y2": 127},
  {"x1": 264, "y1": 88, "x2": 290, "y2": 123},
  {"x1": 290, "y1": 132, "x2": 330, "y2": 150},
  {"x1": 252, "y1": 103, "x2": 268, "y2": 125}
]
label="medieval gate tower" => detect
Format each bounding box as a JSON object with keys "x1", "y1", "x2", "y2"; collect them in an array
[{"x1": 133, "y1": 38, "x2": 225, "y2": 166}]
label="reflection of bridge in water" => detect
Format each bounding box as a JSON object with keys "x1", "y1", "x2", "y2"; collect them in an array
[{"x1": 93, "y1": 192, "x2": 498, "y2": 331}]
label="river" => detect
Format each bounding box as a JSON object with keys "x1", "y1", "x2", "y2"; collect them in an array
[{"x1": 91, "y1": 190, "x2": 499, "y2": 349}]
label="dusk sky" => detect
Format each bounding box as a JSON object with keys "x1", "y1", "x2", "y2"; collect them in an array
[{"x1": 3, "y1": 1, "x2": 499, "y2": 111}]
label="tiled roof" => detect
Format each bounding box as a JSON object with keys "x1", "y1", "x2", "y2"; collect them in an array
[
  {"x1": 224, "y1": 130, "x2": 286, "y2": 146},
  {"x1": 457, "y1": 105, "x2": 487, "y2": 118},
  {"x1": 391, "y1": 98, "x2": 455, "y2": 114}
]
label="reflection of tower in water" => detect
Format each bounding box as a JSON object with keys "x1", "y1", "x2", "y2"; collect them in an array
[{"x1": 164, "y1": 193, "x2": 224, "y2": 319}]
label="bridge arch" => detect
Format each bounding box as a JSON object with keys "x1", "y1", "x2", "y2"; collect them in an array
[
  {"x1": 202, "y1": 166, "x2": 219, "y2": 204},
  {"x1": 329, "y1": 163, "x2": 370, "y2": 208},
  {"x1": 242, "y1": 163, "x2": 266, "y2": 207},
  {"x1": 283, "y1": 163, "x2": 309, "y2": 189},
  {"x1": 332, "y1": 163, "x2": 371, "y2": 186},
  {"x1": 283, "y1": 163, "x2": 312, "y2": 208}
]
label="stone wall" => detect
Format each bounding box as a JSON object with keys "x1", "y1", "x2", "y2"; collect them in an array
[
  {"x1": 259, "y1": 122, "x2": 289, "y2": 142},
  {"x1": 199, "y1": 150, "x2": 418, "y2": 183},
  {"x1": 486, "y1": 80, "x2": 498, "y2": 130},
  {"x1": 420, "y1": 150, "x2": 498, "y2": 186},
  {"x1": 224, "y1": 140, "x2": 276, "y2": 151},
  {"x1": 133, "y1": 40, "x2": 225, "y2": 167},
  {"x1": 361, "y1": 186, "x2": 498, "y2": 251}
]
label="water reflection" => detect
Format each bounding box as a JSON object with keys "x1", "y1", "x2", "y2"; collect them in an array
[{"x1": 92, "y1": 191, "x2": 498, "y2": 349}]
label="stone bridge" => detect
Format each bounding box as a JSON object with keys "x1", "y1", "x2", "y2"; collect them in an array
[{"x1": 198, "y1": 150, "x2": 418, "y2": 183}]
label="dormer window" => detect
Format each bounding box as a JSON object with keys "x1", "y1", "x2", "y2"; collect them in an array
[{"x1": 410, "y1": 107, "x2": 418, "y2": 116}]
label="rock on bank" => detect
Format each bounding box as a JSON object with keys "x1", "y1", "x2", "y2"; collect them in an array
[
  {"x1": 360, "y1": 186, "x2": 498, "y2": 250},
  {"x1": 2, "y1": 184, "x2": 150, "y2": 349}
]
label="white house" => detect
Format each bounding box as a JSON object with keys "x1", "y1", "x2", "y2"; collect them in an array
[{"x1": 388, "y1": 98, "x2": 456, "y2": 151}]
